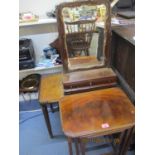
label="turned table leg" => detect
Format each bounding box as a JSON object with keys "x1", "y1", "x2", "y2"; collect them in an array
[
  {"x1": 75, "y1": 138, "x2": 80, "y2": 155},
  {"x1": 41, "y1": 104, "x2": 53, "y2": 138},
  {"x1": 68, "y1": 137, "x2": 73, "y2": 155},
  {"x1": 118, "y1": 127, "x2": 134, "y2": 155},
  {"x1": 79, "y1": 138, "x2": 86, "y2": 155},
  {"x1": 121, "y1": 127, "x2": 134, "y2": 155}
]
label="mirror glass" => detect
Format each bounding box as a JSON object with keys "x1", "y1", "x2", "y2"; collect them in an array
[{"x1": 62, "y1": 4, "x2": 107, "y2": 71}]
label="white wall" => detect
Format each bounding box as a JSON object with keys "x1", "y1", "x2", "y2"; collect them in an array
[
  {"x1": 20, "y1": 0, "x2": 63, "y2": 16},
  {"x1": 19, "y1": 0, "x2": 73, "y2": 17}
]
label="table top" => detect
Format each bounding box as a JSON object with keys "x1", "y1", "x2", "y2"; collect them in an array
[
  {"x1": 39, "y1": 73, "x2": 64, "y2": 104},
  {"x1": 60, "y1": 87, "x2": 135, "y2": 138},
  {"x1": 112, "y1": 24, "x2": 135, "y2": 45}
]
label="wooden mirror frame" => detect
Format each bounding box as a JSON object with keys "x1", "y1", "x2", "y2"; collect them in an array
[{"x1": 56, "y1": 0, "x2": 111, "y2": 73}]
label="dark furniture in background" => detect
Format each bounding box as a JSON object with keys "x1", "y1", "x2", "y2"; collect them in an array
[
  {"x1": 111, "y1": 24, "x2": 135, "y2": 103},
  {"x1": 19, "y1": 38, "x2": 35, "y2": 70},
  {"x1": 112, "y1": 0, "x2": 135, "y2": 12}
]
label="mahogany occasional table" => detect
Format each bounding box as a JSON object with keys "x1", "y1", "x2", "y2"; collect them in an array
[{"x1": 59, "y1": 87, "x2": 135, "y2": 155}]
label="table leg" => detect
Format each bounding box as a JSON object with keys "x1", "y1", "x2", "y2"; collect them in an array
[
  {"x1": 50, "y1": 103, "x2": 59, "y2": 113},
  {"x1": 121, "y1": 127, "x2": 134, "y2": 155},
  {"x1": 41, "y1": 104, "x2": 53, "y2": 138},
  {"x1": 68, "y1": 137, "x2": 73, "y2": 155},
  {"x1": 79, "y1": 138, "x2": 86, "y2": 155},
  {"x1": 115, "y1": 131, "x2": 126, "y2": 155},
  {"x1": 21, "y1": 92, "x2": 26, "y2": 102},
  {"x1": 117, "y1": 128, "x2": 133, "y2": 155},
  {"x1": 75, "y1": 138, "x2": 80, "y2": 155},
  {"x1": 50, "y1": 104, "x2": 55, "y2": 113}
]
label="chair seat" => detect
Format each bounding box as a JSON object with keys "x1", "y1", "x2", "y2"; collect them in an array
[
  {"x1": 59, "y1": 87, "x2": 135, "y2": 138},
  {"x1": 70, "y1": 41, "x2": 90, "y2": 51}
]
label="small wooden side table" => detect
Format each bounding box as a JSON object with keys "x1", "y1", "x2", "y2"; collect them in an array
[
  {"x1": 39, "y1": 73, "x2": 64, "y2": 138},
  {"x1": 60, "y1": 87, "x2": 135, "y2": 155}
]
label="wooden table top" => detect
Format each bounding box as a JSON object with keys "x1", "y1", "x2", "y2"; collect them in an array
[
  {"x1": 60, "y1": 87, "x2": 135, "y2": 138},
  {"x1": 112, "y1": 24, "x2": 135, "y2": 45},
  {"x1": 39, "y1": 73, "x2": 64, "y2": 104}
]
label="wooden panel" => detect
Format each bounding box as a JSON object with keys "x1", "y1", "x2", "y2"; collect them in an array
[
  {"x1": 111, "y1": 25, "x2": 135, "y2": 101},
  {"x1": 60, "y1": 87, "x2": 135, "y2": 137},
  {"x1": 114, "y1": 36, "x2": 135, "y2": 90},
  {"x1": 63, "y1": 68, "x2": 116, "y2": 85},
  {"x1": 112, "y1": 25, "x2": 135, "y2": 45},
  {"x1": 39, "y1": 73, "x2": 64, "y2": 104}
]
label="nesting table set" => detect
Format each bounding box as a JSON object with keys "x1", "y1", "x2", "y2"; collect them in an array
[{"x1": 39, "y1": 73, "x2": 135, "y2": 155}]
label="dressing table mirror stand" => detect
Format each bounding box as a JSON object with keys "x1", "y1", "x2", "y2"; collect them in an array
[{"x1": 56, "y1": 0, "x2": 118, "y2": 94}]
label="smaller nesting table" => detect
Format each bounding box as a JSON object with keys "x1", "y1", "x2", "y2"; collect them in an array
[{"x1": 39, "y1": 73, "x2": 64, "y2": 138}]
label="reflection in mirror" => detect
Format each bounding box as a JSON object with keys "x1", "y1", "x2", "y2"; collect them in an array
[{"x1": 62, "y1": 4, "x2": 107, "y2": 71}]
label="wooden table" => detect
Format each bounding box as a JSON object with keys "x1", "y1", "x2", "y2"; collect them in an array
[
  {"x1": 60, "y1": 87, "x2": 135, "y2": 155},
  {"x1": 39, "y1": 73, "x2": 64, "y2": 138},
  {"x1": 39, "y1": 74, "x2": 135, "y2": 155}
]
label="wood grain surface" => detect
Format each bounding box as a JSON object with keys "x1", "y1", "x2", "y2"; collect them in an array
[
  {"x1": 39, "y1": 74, "x2": 64, "y2": 104},
  {"x1": 60, "y1": 87, "x2": 135, "y2": 137}
]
